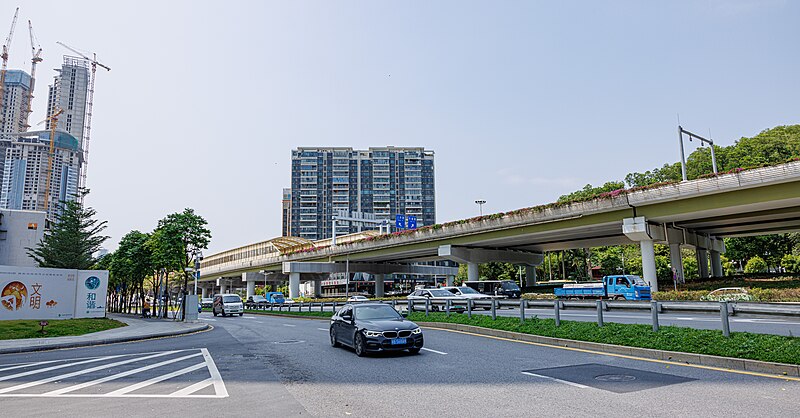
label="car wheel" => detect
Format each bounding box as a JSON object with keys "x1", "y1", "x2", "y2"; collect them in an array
[
  {"x1": 238, "y1": 313, "x2": 243, "y2": 316},
  {"x1": 408, "y1": 347, "x2": 421, "y2": 355},
  {"x1": 354, "y1": 332, "x2": 367, "y2": 357},
  {"x1": 213, "y1": 310, "x2": 218, "y2": 317},
  {"x1": 221, "y1": 309, "x2": 226, "y2": 317},
  {"x1": 330, "y1": 328, "x2": 340, "y2": 347}
]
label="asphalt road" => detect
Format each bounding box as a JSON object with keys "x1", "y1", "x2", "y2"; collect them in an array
[{"x1": 1, "y1": 313, "x2": 798, "y2": 417}]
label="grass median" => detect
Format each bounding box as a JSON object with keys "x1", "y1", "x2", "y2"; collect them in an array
[
  {"x1": 246, "y1": 309, "x2": 800, "y2": 365},
  {"x1": 0, "y1": 318, "x2": 126, "y2": 340}
]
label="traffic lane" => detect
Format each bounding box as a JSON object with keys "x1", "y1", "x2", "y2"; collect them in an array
[
  {"x1": 208, "y1": 313, "x2": 800, "y2": 418},
  {"x1": 489, "y1": 307, "x2": 800, "y2": 336},
  {"x1": 0, "y1": 324, "x2": 309, "y2": 417}
]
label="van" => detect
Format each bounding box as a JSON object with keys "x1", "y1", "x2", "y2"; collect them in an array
[
  {"x1": 462, "y1": 280, "x2": 522, "y2": 298},
  {"x1": 213, "y1": 294, "x2": 244, "y2": 317}
]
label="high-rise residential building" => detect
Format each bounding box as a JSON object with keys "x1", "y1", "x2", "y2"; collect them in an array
[
  {"x1": 46, "y1": 56, "x2": 90, "y2": 142},
  {"x1": 286, "y1": 146, "x2": 435, "y2": 240},
  {"x1": 281, "y1": 188, "x2": 292, "y2": 237},
  {"x1": 0, "y1": 70, "x2": 32, "y2": 139},
  {"x1": 0, "y1": 131, "x2": 82, "y2": 218}
]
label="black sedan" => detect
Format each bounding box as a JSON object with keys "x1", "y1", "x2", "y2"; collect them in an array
[{"x1": 330, "y1": 303, "x2": 424, "y2": 356}]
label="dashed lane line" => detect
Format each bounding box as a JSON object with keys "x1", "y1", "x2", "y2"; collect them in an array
[
  {"x1": 522, "y1": 372, "x2": 589, "y2": 389},
  {"x1": 420, "y1": 347, "x2": 447, "y2": 355},
  {"x1": 282, "y1": 324, "x2": 296, "y2": 327}
]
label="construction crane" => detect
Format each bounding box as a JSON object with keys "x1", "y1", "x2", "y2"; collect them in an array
[
  {"x1": 56, "y1": 41, "x2": 110, "y2": 194},
  {"x1": 38, "y1": 107, "x2": 64, "y2": 214},
  {"x1": 0, "y1": 8, "x2": 19, "y2": 129},
  {"x1": 23, "y1": 20, "x2": 42, "y2": 130}
]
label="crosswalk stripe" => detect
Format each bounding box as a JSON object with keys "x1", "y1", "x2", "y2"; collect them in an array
[
  {"x1": 42, "y1": 352, "x2": 203, "y2": 395},
  {"x1": 0, "y1": 354, "x2": 128, "y2": 383},
  {"x1": 104, "y1": 362, "x2": 206, "y2": 396},
  {"x1": 0, "y1": 359, "x2": 67, "y2": 373},
  {"x1": 202, "y1": 348, "x2": 228, "y2": 398},
  {"x1": 0, "y1": 351, "x2": 179, "y2": 394}
]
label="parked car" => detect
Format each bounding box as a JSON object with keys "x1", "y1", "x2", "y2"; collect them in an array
[
  {"x1": 246, "y1": 295, "x2": 268, "y2": 307},
  {"x1": 441, "y1": 286, "x2": 493, "y2": 300},
  {"x1": 213, "y1": 294, "x2": 244, "y2": 317},
  {"x1": 406, "y1": 288, "x2": 467, "y2": 312},
  {"x1": 347, "y1": 295, "x2": 369, "y2": 302},
  {"x1": 330, "y1": 303, "x2": 423, "y2": 356},
  {"x1": 200, "y1": 298, "x2": 214, "y2": 308},
  {"x1": 701, "y1": 287, "x2": 754, "y2": 302},
  {"x1": 462, "y1": 280, "x2": 522, "y2": 298}
]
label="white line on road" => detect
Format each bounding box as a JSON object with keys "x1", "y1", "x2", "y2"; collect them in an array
[
  {"x1": 317, "y1": 328, "x2": 328, "y2": 331},
  {"x1": 202, "y1": 347, "x2": 229, "y2": 398},
  {"x1": 420, "y1": 347, "x2": 447, "y2": 355},
  {"x1": 104, "y1": 362, "x2": 207, "y2": 396},
  {"x1": 0, "y1": 354, "x2": 129, "y2": 382},
  {"x1": 203, "y1": 318, "x2": 216, "y2": 321},
  {"x1": 170, "y1": 378, "x2": 213, "y2": 397},
  {"x1": 0, "y1": 359, "x2": 70, "y2": 373},
  {"x1": 282, "y1": 324, "x2": 296, "y2": 327},
  {"x1": 522, "y1": 372, "x2": 589, "y2": 389}
]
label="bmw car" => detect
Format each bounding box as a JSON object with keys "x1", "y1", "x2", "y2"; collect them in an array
[{"x1": 330, "y1": 303, "x2": 424, "y2": 356}]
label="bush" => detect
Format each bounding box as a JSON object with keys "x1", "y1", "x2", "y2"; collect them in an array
[
  {"x1": 744, "y1": 256, "x2": 768, "y2": 273},
  {"x1": 782, "y1": 254, "x2": 800, "y2": 273},
  {"x1": 522, "y1": 293, "x2": 557, "y2": 300}
]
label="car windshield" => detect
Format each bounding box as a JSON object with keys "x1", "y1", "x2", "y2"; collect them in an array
[
  {"x1": 629, "y1": 276, "x2": 647, "y2": 286},
  {"x1": 223, "y1": 296, "x2": 241, "y2": 303},
  {"x1": 501, "y1": 282, "x2": 520, "y2": 291},
  {"x1": 457, "y1": 287, "x2": 480, "y2": 294},
  {"x1": 253, "y1": 296, "x2": 266, "y2": 301},
  {"x1": 429, "y1": 289, "x2": 453, "y2": 297},
  {"x1": 355, "y1": 305, "x2": 402, "y2": 320}
]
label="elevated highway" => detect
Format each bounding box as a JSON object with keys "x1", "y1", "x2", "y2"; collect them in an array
[{"x1": 201, "y1": 161, "x2": 800, "y2": 298}]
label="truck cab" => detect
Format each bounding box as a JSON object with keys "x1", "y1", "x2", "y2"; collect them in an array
[
  {"x1": 604, "y1": 275, "x2": 651, "y2": 300},
  {"x1": 264, "y1": 292, "x2": 286, "y2": 304}
]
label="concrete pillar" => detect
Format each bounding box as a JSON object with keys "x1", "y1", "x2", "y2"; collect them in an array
[
  {"x1": 446, "y1": 275, "x2": 455, "y2": 287},
  {"x1": 669, "y1": 244, "x2": 684, "y2": 284},
  {"x1": 220, "y1": 283, "x2": 227, "y2": 294},
  {"x1": 640, "y1": 239, "x2": 658, "y2": 292},
  {"x1": 697, "y1": 249, "x2": 709, "y2": 278},
  {"x1": 289, "y1": 272, "x2": 300, "y2": 299},
  {"x1": 467, "y1": 262, "x2": 479, "y2": 281},
  {"x1": 710, "y1": 250, "x2": 723, "y2": 277},
  {"x1": 314, "y1": 280, "x2": 322, "y2": 298},
  {"x1": 375, "y1": 273, "x2": 385, "y2": 297},
  {"x1": 201, "y1": 286, "x2": 208, "y2": 298},
  {"x1": 525, "y1": 265, "x2": 537, "y2": 286},
  {"x1": 246, "y1": 280, "x2": 255, "y2": 299}
]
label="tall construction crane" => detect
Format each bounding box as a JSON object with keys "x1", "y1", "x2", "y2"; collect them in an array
[
  {"x1": 56, "y1": 41, "x2": 110, "y2": 194},
  {"x1": 0, "y1": 8, "x2": 20, "y2": 128},
  {"x1": 38, "y1": 107, "x2": 64, "y2": 214},
  {"x1": 23, "y1": 20, "x2": 42, "y2": 130}
]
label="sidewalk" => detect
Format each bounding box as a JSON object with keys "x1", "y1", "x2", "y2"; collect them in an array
[{"x1": 0, "y1": 314, "x2": 210, "y2": 355}]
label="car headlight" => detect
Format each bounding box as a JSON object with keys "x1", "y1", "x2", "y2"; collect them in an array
[
  {"x1": 364, "y1": 330, "x2": 383, "y2": 337},
  {"x1": 411, "y1": 327, "x2": 422, "y2": 335}
]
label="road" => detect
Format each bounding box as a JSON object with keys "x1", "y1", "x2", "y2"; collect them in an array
[{"x1": 1, "y1": 312, "x2": 798, "y2": 417}]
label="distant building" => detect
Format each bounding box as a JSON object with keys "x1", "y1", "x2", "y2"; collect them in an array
[
  {"x1": 0, "y1": 70, "x2": 32, "y2": 139},
  {"x1": 46, "y1": 56, "x2": 90, "y2": 142},
  {"x1": 286, "y1": 147, "x2": 435, "y2": 240},
  {"x1": 0, "y1": 209, "x2": 46, "y2": 267},
  {"x1": 0, "y1": 131, "x2": 82, "y2": 218},
  {"x1": 281, "y1": 188, "x2": 292, "y2": 237}
]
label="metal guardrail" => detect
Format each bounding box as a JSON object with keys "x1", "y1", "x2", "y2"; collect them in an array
[{"x1": 241, "y1": 298, "x2": 800, "y2": 337}]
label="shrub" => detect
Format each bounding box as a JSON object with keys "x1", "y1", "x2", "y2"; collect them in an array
[{"x1": 744, "y1": 256, "x2": 768, "y2": 274}]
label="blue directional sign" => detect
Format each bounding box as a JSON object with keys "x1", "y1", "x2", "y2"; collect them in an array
[
  {"x1": 407, "y1": 215, "x2": 417, "y2": 229},
  {"x1": 395, "y1": 214, "x2": 405, "y2": 229}
]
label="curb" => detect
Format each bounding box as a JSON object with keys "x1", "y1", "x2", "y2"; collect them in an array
[
  {"x1": 0, "y1": 323, "x2": 210, "y2": 355},
  {"x1": 416, "y1": 321, "x2": 800, "y2": 378},
  {"x1": 245, "y1": 311, "x2": 332, "y2": 320}
]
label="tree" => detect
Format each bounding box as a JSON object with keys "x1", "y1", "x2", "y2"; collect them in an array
[
  {"x1": 27, "y1": 192, "x2": 109, "y2": 269},
  {"x1": 112, "y1": 231, "x2": 153, "y2": 316},
  {"x1": 744, "y1": 256, "x2": 768, "y2": 274}
]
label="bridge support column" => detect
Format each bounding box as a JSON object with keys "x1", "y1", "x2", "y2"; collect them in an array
[
  {"x1": 314, "y1": 280, "x2": 322, "y2": 298},
  {"x1": 246, "y1": 280, "x2": 255, "y2": 299},
  {"x1": 446, "y1": 275, "x2": 455, "y2": 287},
  {"x1": 467, "y1": 263, "x2": 479, "y2": 281},
  {"x1": 289, "y1": 273, "x2": 300, "y2": 299},
  {"x1": 710, "y1": 251, "x2": 723, "y2": 277},
  {"x1": 697, "y1": 249, "x2": 709, "y2": 279},
  {"x1": 201, "y1": 286, "x2": 208, "y2": 298},
  {"x1": 375, "y1": 274, "x2": 385, "y2": 297},
  {"x1": 525, "y1": 265, "x2": 537, "y2": 286},
  {"x1": 220, "y1": 283, "x2": 227, "y2": 294},
  {"x1": 640, "y1": 239, "x2": 658, "y2": 292},
  {"x1": 669, "y1": 244, "x2": 684, "y2": 284}
]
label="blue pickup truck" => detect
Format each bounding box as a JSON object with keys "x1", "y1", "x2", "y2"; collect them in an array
[{"x1": 554, "y1": 275, "x2": 651, "y2": 300}]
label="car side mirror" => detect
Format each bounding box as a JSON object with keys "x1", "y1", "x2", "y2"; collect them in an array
[
  {"x1": 401, "y1": 313, "x2": 408, "y2": 318},
  {"x1": 342, "y1": 314, "x2": 352, "y2": 321}
]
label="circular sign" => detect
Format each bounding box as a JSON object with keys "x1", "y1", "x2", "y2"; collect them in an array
[
  {"x1": 1, "y1": 281, "x2": 28, "y2": 311},
  {"x1": 85, "y1": 276, "x2": 101, "y2": 290}
]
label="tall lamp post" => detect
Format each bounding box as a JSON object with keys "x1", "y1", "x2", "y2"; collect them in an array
[{"x1": 475, "y1": 199, "x2": 486, "y2": 216}]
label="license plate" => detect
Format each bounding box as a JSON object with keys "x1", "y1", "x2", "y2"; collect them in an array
[{"x1": 390, "y1": 338, "x2": 406, "y2": 345}]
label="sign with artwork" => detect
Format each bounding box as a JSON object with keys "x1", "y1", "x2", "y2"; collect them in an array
[{"x1": 0, "y1": 266, "x2": 108, "y2": 320}]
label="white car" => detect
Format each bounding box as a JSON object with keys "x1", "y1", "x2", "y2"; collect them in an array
[
  {"x1": 406, "y1": 288, "x2": 467, "y2": 312},
  {"x1": 347, "y1": 295, "x2": 369, "y2": 302},
  {"x1": 441, "y1": 286, "x2": 493, "y2": 300},
  {"x1": 283, "y1": 297, "x2": 296, "y2": 304}
]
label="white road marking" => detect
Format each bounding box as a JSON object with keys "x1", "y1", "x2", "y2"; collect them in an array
[
  {"x1": 104, "y1": 362, "x2": 207, "y2": 396},
  {"x1": 43, "y1": 352, "x2": 204, "y2": 395},
  {"x1": 170, "y1": 378, "x2": 213, "y2": 396},
  {"x1": 202, "y1": 347, "x2": 228, "y2": 398},
  {"x1": 282, "y1": 324, "x2": 296, "y2": 327},
  {"x1": 522, "y1": 372, "x2": 589, "y2": 389},
  {"x1": 317, "y1": 328, "x2": 328, "y2": 331},
  {"x1": 0, "y1": 359, "x2": 69, "y2": 373},
  {"x1": 0, "y1": 354, "x2": 130, "y2": 382},
  {"x1": 420, "y1": 347, "x2": 447, "y2": 355},
  {"x1": 203, "y1": 318, "x2": 217, "y2": 321}
]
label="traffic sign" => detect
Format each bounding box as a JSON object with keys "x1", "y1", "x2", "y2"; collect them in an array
[
  {"x1": 407, "y1": 215, "x2": 417, "y2": 229},
  {"x1": 395, "y1": 214, "x2": 405, "y2": 229}
]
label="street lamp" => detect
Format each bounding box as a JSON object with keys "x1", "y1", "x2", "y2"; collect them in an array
[{"x1": 475, "y1": 200, "x2": 486, "y2": 216}]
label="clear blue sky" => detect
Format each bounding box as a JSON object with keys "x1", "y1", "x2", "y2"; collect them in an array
[{"x1": 9, "y1": 1, "x2": 800, "y2": 253}]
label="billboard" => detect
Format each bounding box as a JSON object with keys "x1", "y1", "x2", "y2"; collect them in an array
[{"x1": 0, "y1": 266, "x2": 108, "y2": 320}]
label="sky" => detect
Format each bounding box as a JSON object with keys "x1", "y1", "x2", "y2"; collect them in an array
[{"x1": 7, "y1": 1, "x2": 800, "y2": 254}]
